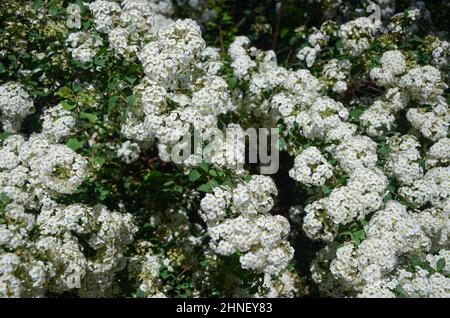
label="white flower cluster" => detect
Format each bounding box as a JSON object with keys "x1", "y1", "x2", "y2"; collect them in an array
[
  {"x1": 128, "y1": 241, "x2": 167, "y2": 298},
  {"x1": 430, "y1": 38, "x2": 450, "y2": 68},
  {"x1": 289, "y1": 146, "x2": 333, "y2": 187},
  {"x1": 87, "y1": 0, "x2": 169, "y2": 59},
  {"x1": 324, "y1": 201, "x2": 449, "y2": 297},
  {"x1": 426, "y1": 138, "x2": 450, "y2": 168},
  {"x1": 370, "y1": 50, "x2": 407, "y2": 87},
  {"x1": 321, "y1": 58, "x2": 351, "y2": 93},
  {"x1": 385, "y1": 134, "x2": 423, "y2": 185},
  {"x1": 399, "y1": 65, "x2": 447, "y2": 104},
  {"x1": 228, "y1": 36, "x2": 257, "y2": 80},
  {"x1": 41, "y1": 104, "x2": 78, "y2": 142},
  {"x1": 406, "y1": 96, "x2": 449, "y2": 142},
  {"x1": 338, "y1": 17, "x2": 379, "y2": 56},
  {"x1": 199, "y1": 176, "x2": 294, "y2": 275},
  {"x1": 140, "y1": 19, "x2": 205, "y2": 86},
  {"x1": 0, "y1": 134, "x2": 88, "y2": 208},
  {"x1": 296, "y1": 27, "x2": 330, "y2": 68},
  {"x1": 66, "y1": 31, "x2": 103, "y2": 64},
  {"x1": 1, "y1": 202, "x2": 137, "y2": 297},
  {"x1": 117, "y1": 140, "x2": 141, "y2": 164},
  {"x1": 399, "y1": 166, "x2": 450, "y2": 214},
  {"x1": 0, "y1": 82, "x2": 34, "y2": 133},
  {"x1": 303, "y1": 167, "x2": 387, "y2": 242}
]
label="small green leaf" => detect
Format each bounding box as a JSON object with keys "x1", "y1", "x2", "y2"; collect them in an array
[
  {"x1": 94, "y1": 58, "x2": 106, "y2": 67},
  {"x1": 410, "y1": 255, "x2": 422, "y2": 268},
  {"x1": 108, "y1": 96, "x2": 119, "y2": 111},
  {"x1": 66, "y1": 138, "x2": 84, "y2": 151},
  {"x1": 221, "y1": 180, "x2": 233, "y2": 188},
  {"x1": 189, "y1": 170, "x2": 202, "y2": 182},
  {"x1": 393, "y1": 285, "x2": 409, "y2": 298},
  {"x1": 125, "y1": 76, "x2": 137, "y2": 85},
  {"x1": 208, "y1": 170, "x2": 218, "y2": 177},
  {"x1": 197, "y1": 183, "x2": 212, "y2": 193},
  {"x1": 49, "y1": 5, "x2": 58, "y2": 15},
  {"x1": 33, "y1": 0, "x2": 42, "y2": 10},
  {"x1": 353, "y1": 229, "x2": 366, "y2": 240},
  {"x1": 227, "y1": 76, "x2": 238, "y2": 89},
  {"x1": 198, "y1": 162, "x2": 209, "y2": 173},
  {"x1": 436, "y1": 258, "x2": 446, "y2": 272},
  {"x1": 322, "y1": 185, "x2": 332, "y2": 195},
  {"x1": 127, "y1": 95, "x2": 135, "y2": 107},
  {"x1": 210, "y1": 179, "x2": 220, "y2": 188},
  {"x1": 0, "y1": 132, "x2": 11, "y2": 141},
  {"x1": 79, "y1": 112, "x2": 97, "y2": 123},
  {"x1": 349, "y1": 108, "x2": 364, "y2": 120},
  {"x1": 93, "y1": 156, "x2": 106, "y2": 165},
  {"x1": 61, "y1": 101, "x2": 77, "y2": 111}
]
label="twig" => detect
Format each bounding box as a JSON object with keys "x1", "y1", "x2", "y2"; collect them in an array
[
  {"x1": 272, "y1": 0, "x2": 286, "y2": 51},
  {"x1": 235, "y1": 17, "x2": 246, "y2": 29}
]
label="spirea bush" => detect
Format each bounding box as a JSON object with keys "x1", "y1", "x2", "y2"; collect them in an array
[{"x1": 0, "y1": 0, "x2": 448, "y2": 298}]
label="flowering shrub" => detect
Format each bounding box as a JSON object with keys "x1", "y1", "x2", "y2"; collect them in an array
[{"x1": 0, "y1": 0, "x2": 448, "y2": 298}]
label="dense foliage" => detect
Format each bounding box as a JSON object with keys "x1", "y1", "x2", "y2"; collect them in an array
[{"x1": 0, "y1": 0, "x2": 449, "y2": 298}]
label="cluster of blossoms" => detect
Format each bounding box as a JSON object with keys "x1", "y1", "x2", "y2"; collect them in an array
[
  {"x1": 221, "y1": 1, "x2": 449, "y2": 298},
  {"x1": 0, "y1": 0, "x2": 448, "y2": 298},
  {"x1": 200, "y1": 176, "x2": 294, "y2": 275},
  {"x1": 289, "y1": 147, "x2": 333, "y2": 187},
  {"x1": 41, "y1": 104, "x2": 79, "y2": 142},
  {"x1": 117, "y1": 140, "x2": 141, "y2": 164},
  {"x1": 0, "y1": 82, "x2": 34, "y2": 133},
  {"x1": 0, "y1": 134, "x2": 88, "y2": 207},
  {"x1": 314, "y1": 201, "x2": 449, "y2": 297},
  {"x1": 1, "y1": 201, "x2": 137, "y2": 297},
  {"x1": 303, "y1": 167, "x2": 388, "y2": 242},
  {"x1": 0, "y1": 134, "x2": 137, "y2": 297}
]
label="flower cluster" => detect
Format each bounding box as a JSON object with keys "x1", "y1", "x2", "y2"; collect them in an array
[
  {"x1": 200, "y1": 176, "x2": 294, "y2": 275},
  {"x1": 0, "y1": 82, "x2": 34, "y2": 133},
  {"x1": 0, "y1": 134, "x2": 88, "y2": 208}
]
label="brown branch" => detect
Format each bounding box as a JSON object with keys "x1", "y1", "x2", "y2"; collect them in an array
[{"x1": 272, "y1": 0, "x2": 286, "y2": 51}]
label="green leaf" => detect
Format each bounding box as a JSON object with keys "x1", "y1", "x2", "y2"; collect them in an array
[
  {"x1": 49, "y1": 5, "x2": 58, "y2": 16},
  {"x1": 94, "y1": 58, "x2": 106, "y2": 67},
  {"x1": 227, "y1": 76, "x2": 238, "y2": 89},
  {"x1": 161, "y1": 270, "x2": 170, "y2": 279},
  {"x1": 125, "y1": 76, "x2": 137, "y2": 85},
  {"x1": 208, "y1": 170, "x2": 218, "y2": 177},
  {"x1": 410, "y1": 255, "x2": 422, "y2": 268},
  {"x1": 33, "y1": 0, "x2": 43, "y2": 11},
  {"x1": 393, "y1": 285, "x2": 409, "y2": 298},
  {"x1": 0, "y1": 132, "x2": 11, "y2": 141},
  {"x1": 197, "y1": 183, "x2": 212, "y2": 193},
  {"x1": 210, "y1": 179, "x2": 220, "y2": 188},
  {"x1": 61, "y1": 101, "x2": 77, "y2": 111},
  {"x1": 135, "y1": 289, "x2": 146, "y2": 298},
  {"x1": 322, "y1": 185, "x2": 332, "y2": 195},
  {"x1": 79, "y1": 112, "x2": 97, "y2": 123},
  {"x1": 127, "y1": 95, "x2": 135, "y2": 107},
  {"x1": 93, "y1": 156, "x2": 106, "y2": 166},
  {"x1": 353, "y1": 229, "x2": 366, "y2": 240},
  {"x1": 56, "y1": 86, "x2": 73, "y2": 99},
  {"x1": 436, "y1": 258, "x2": 446, "y2": 272},
  {"x1": 108, "y1": 96, "x2": 119, "y2": 111},
  {"x1": 198, "y1": 162, "x2": 209, "y2": 173},
  {"x1": 221, "y1": 180, "x2": 233, "y2": 188},
  {"x1": 189, "y1": 170, "x2": 202, "y2": 182},
  {"x1": 349, "y1": 108, "x2": 364, "y2": 120},
  {"x1": 278, "y1": 137, "x2": 287, "y2": 150},
  {"x1": 280, "y1": 28, "x2": 290, "y2": 39},
  {"x1": 66, "y1": 138, "x2": 84, "y2": 151}
]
